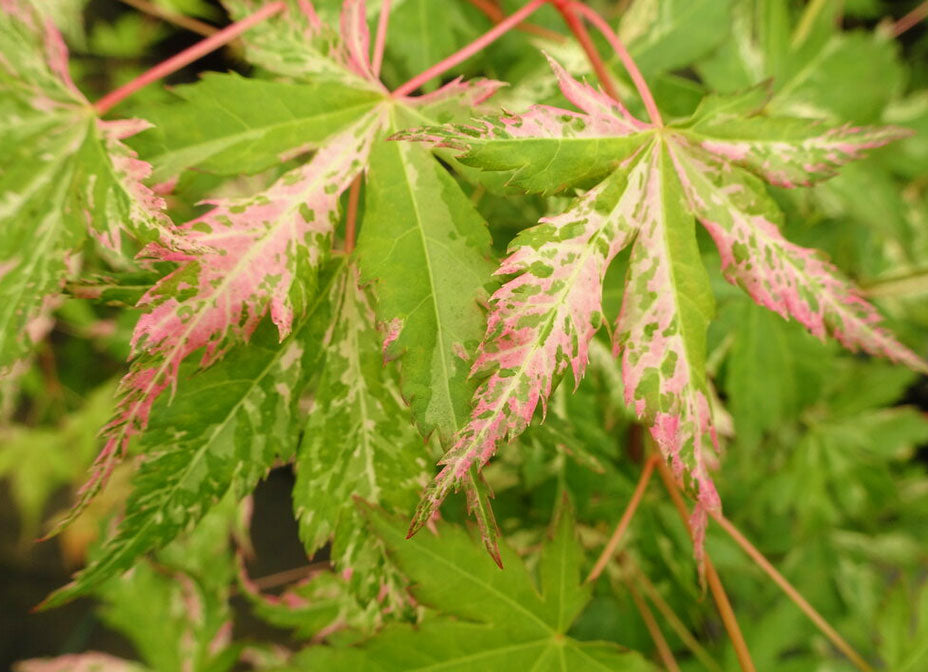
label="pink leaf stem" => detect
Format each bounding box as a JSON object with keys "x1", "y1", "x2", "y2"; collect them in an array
[
  {"x1": 567, "y1": 1, "x2": 663, "y2": 127},
  {"x1": 94, "y1": 1, "x2": 286, "y2": 115},
  {"x1": 372, "y1": 0, "x2": 391, "y2": 77},
  {"x1": 550, "y1": 0, "x2": 624, "y2": 106},
  {"x1": 391, "y1": 0, "x2": 548, "y2": 98}
]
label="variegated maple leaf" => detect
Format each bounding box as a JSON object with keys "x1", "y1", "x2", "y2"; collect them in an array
[
  {"x1": 51, "y1": 0, "x2": 504, "y2": 570},
  {"x1": 294, "y1": 263, "x2": 426, "y2": 609},
  {"x1": 0, "y1": 0, "x2": 171, "y2": 373},
  {"x1": 50, "y1": 0, "x2": 393, "y2": 537},
  {"x1": 399, "y1": 56, "x2": 926, "y2": 554}
]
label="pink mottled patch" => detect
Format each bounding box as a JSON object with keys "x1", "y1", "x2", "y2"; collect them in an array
[
  {"x1": 544, "y1": 53, "x2": 647, "y2": 131},
  {"x1": 15, "y1": 653, "x2": 140, "y2": 672},
  {"x1": 411, "y1": 76, "x2": 507, "y2": 110},
  {"x1": 415, "y1": 173, "x2": 638, "y2": 529},
  {"x1": 380, "y1": 317, "x2": 403, "y2": 359},
  {"x1": 675, "y1": 143, "x2": 927, "y2": 374}
]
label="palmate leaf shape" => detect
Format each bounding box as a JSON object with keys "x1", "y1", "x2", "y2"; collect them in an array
[
  {"x1": 51, "y1": 107, "x2": 389, "y2": 538},
  {"x1": 54, "y1": 0, "x2": 394, "y2": 535},
  {"x1": 399, "y1": 56, "x2": 927, "y2": 555},
  {"x1": 49, "y1": 0, "x2": 505, "y2": 591},
  {"x1": 0, "y1": 0, "x2": 171, "y2": 372},
  {"x1": 291, "y1": 504, "x2": 655, "y2": 671}
]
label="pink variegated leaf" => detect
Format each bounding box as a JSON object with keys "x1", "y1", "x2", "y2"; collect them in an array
[
  {"x1": 408, "y1": 171, "x2": 639, "y2": 542},
  {"x1": 401, "y1": 55, "x2": 923, "y2": 563},
  {"x1": 338, "y1": 0, "x2": 375, "y2": 81},
  {"x1": 48, "y1": 109, "x2": 388, "y2": 537},
  {"x1": 672, "y1": 143, "x2": 928, "y2": 374},
  {"x1": 612, "y1": 143, "x2": 720, "y2": 551},
  {"x1": 678, "y1": 87, "x2": 913, "y2": 188},
  {"x1": 0, "y1": 1, "x2": 172, "y2": 372},
  {"x1": 223, "y1": 0, "x2": 383, "y2": 90},
  {"x1": 14, "y1": 653, "x2": 144, "y2": 672},
  {"x1": 393, "y1": 97, "x2": 651, "y2": 195},
  {"x1": 409, "y1": 76, "x2": 508, "y2": 122},
  {"x1": 543, "y1": 53, "x2": 646, "y2": 130}
]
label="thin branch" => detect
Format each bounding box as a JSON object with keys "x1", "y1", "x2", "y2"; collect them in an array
[
  {"x1": 567, "y1": 1, "x2": 663, "y2": 126},
  {"x1": 466, "y1": 0, "x2": 567, "y2": 42},
  {"x1": 704, "y1": 559, "x2": 756, "y2": 672},
  {"x1": 892, "y1": 1, "x2": 928, "y2": 37},
  {"x1": 117, "y1": 0, "x2": 218, "y2": 36},
  {"x1": 344, "y1": 175, "x2": 362, "y2": 254},
  {"x1": 250, "y1": 561, "x2": 330, "y2": 590},
  {"x1": 710, "y1": 511, "x2": 874, "y2": 672},
  {"x1": 391, "y1": 0, "x2": 548, "y2": 97},
  {"x1": 95, "y1": 2, "x2": 286, "y2": 115},
  {"x1": 372, "y1": 0, "x2": 391, "y2": 77},
  {"x1": 586, "y1": 455, "x2": 657, "y2": 583},
  {"x1": 625, "y1": 556, "x2": 725, "y2": 672},
  {"x1": 623, "y1": 573, "x2": 682, "y2": 672},
  {"x1": 653, "y1": 457, "x2": 756, "y2": 672},
  {"x1": 551, "y1": 0, "x2": 623, "y2": 102}
]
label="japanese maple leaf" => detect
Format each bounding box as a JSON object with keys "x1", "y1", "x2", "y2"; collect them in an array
[
  {"x1": 0, "y1": 0, "x2": 172, "y2": 373},
  {"x1": 399, "y1": 56, "x2": 926, "y2": 557},
  {"x1": 51, "y1": 0, "x2": 390, "y2": 536},
  {"x1": 51, "y1": 0, "x2": 503, "y2": 553}
]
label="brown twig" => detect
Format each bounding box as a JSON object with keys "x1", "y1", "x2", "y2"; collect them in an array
[
  {"x1": 117, "y1": 0, "x2": 218, "y2": 36},
  {"x1": 710, "y1": 511, "x2": 874, "y2": 672},
  {"x1": 892, "y1": 0, "x2": 928, "y2": 37},
  {"x1": 653, "y1": 457, "x2": 757, "y2": 672},
  {"x1": 586, "y1": 455, "x2": 657, "y2": 583},
  {"x1": 250, "y1": 561, "x2": 330, "y2": 590},
  {"x1": 344, "y1": 175, "x2": 362, "y2": 253},
  {"x1": 624, "y1": 555, "x2": 725, "y2": 672},
  {"x1": 623, "y1": 573, "x2": 682, "y2": 672},
  {"x1": 465, "y1": 0, "x2": 567, "y2": 42}
]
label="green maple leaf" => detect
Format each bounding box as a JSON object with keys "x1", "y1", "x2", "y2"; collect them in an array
[
  {"x1": 0, "y1": 0, "x2": 172, "y2": 372},
  {"x1": 290, "y1": 503, "x2": 655, "y2": 671},
  {"x1": 398, "y1": 55, "x2": 925, "y2": 559}
]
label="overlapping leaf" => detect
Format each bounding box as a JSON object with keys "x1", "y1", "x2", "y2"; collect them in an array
[
  {"x1": 0, "y1": 0, "x2": 170, "y2": 371},
  {"x1": 223, "y1": 0, "x2": 385, "y2": 87},
  {"x1": 290, "y1": 505, "x2": 655, "y2": 671},
  {"x1": 52, "y1": 0, "x2": 505, "y2": 597},
  {"x1": 43, "y1": 262, "x2": 343, "y2": 606},
  {"x1": 55, "y1": 107, "x2": 389, "y2": 538},
  {"x1": 130, "y1": 73, "x2": 383, "y2": 181},
  {"x1": 294, "y1": 264, "x2": 427, "y2": 606},
  {"x1": 399, "y1": 55, "x2": 925, "y2": 551}
]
